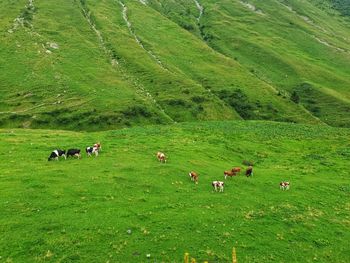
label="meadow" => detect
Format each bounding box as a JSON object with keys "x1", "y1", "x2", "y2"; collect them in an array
[{"x1": 1, "y1": 121, "x2": 349, "y2": 262}]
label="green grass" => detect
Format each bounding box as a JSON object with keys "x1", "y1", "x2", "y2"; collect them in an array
[
  {"x1": 149, "y1": 0, "x2": 350, "y2": 127},
  {"x1": 1, "y1": 121, "x2": 349, "y2": 262},
  {"x1": 3, "y1": 0, "x2": 350, "y2": 130}
]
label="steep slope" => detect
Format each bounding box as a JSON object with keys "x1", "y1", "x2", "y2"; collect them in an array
[
  {"x1": 0, "y1": 0, "x2": 174, "y2": 130},
  {"x1": 147, "y1": 0, "x2": 350, "y2": 127},
  {"x1": 0, "y1": 0, "x2": 329, "y2": 130}
]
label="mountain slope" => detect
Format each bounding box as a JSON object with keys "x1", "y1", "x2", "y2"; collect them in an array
[
  {"x1": 1, "y1": 0, "x2": 349, "y2": 130},
  {"x1": 147, "y1": 0, "x2": 350, "y2": 127}
]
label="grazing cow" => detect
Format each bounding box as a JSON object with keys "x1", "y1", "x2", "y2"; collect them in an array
[
  {"x1": 67, "y1": 149, "x2": 81, "y2": 159},
  {"x1": 280, "y1": 181, "x2": 290, "y2": 190},
  {"x1": 86, "y1": 146, "x2": 99, "y2": 157},
  {"x1": 157, "y1": 152, "x2": 166, "y2": 163},
  {"x1": 94, "y1": 142, "x2": 102, "y2": 151},
  {"x1": 189, "y1": 171, "x2": 199, "y2": 184},
  {"x1": 212, "y1": 181, "x2": 224, "y2": 192},
  {"x1": 245, "y1": 166, "x2": 253, "y2": 177},
  {"x1": 48, "y1": 149, "x2": 66, "y2": 161},
  {"x1": 232, "y1": 167, "x2": 241, "y2": 174},
  {"x1": 224, "y1": 169, "x2": 237, "y2": 179}
]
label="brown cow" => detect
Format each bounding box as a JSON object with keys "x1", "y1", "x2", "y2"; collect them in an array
[
  {"x1": 245, "y1": 166, "x2": 253, "y2": 177},
  {"x1": 157, "y1": 152, "x2": 166, "y2": 163},
  {"x1": 224, "y1": 168, "x2": 237, "y2": 179},
  {"x1": 232, "y1": 167, "x2": 241, "y2": 174},
  {"x1": 189, "y1": 171, "x2": 199, "y2": 184}
]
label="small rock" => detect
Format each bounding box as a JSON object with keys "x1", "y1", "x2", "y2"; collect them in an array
[{"x1": 48, "y1": 42, "x2": 59, "y2": 49}]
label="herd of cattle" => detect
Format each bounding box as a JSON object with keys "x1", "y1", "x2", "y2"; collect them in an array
[
  {"x1": 48, "y1": 146, "x2": 289, "y2": 191},
  {"x1": 156, "y1": 152, "x2": 290, "y2": 191},
  {"x1": 48, "y1": 143, "x2": 101, "y2": 161}
]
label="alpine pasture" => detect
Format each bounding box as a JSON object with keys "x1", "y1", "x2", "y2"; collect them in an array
[
  {"x1": 1, "y1": 0, "x2": 350, "y2": 262},
  {"x1": 1, "y1": 122, "x2": 349, "y2": 262}
]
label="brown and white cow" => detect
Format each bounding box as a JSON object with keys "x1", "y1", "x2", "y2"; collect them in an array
[
  {"x1": 212, "y1": 181, "x2": 224, "y2": 192},
  {"x1": 94, "y1": 142, "x2": 102, "y2": 152},
  {"x1": 157, "y1": 152, "x2": 166, "y2": 163},
  {"x1": 224, "y1": 169, "x2": 237, "y2": 179},
  {"x1": 280, "y1": 181, "x2": 290, "y2": 190},
  {"x1": 189, "y1": 171, "x2": 199, "y2": 184}
]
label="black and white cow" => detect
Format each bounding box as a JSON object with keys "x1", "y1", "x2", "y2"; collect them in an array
[
  {"x1": 86, "y1": 146, "x2": 99, "y2": 157},
  {"x1": 67, "y1": 149, "x2": 81, "y2": 159},
  {"x1": 48, "y1": 149, "x2": 66, "y2": 161},
  {"x1": 212, "y1": 181, "x2": 225, "y2": 192}
]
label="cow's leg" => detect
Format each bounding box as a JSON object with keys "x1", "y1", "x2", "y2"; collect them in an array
[
  {"x1": 63, "y1": 154, "x2": 66, "y2": 160},
  {"x1": 55, "y1": 157, "x2": 58, "y2": 161}
]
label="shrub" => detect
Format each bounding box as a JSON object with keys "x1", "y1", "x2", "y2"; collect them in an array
[
  {"x1": 217, "y1": 89, "x2": 256, "y2": 119},
  {"x1": 165, "y1": 99, "x2": 189, "y2": 107},
  {"x1": 191, "y1": 96, "x2": 207, "y2": 103},
  {"x1": 291, "y1": 91, "x2": 300, "y2": 104},
  {"x1": 122, "y1": 106, "x2": 152, "y2": 118}
]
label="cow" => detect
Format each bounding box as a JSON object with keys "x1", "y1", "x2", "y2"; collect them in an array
[
  {"x1": 280, "y1": 181, "x2": 290, "y2": 190},
  {"x1": 232, "y1": 167, "x2": 241, "y2": 174},
  {"x1": 94, "y1": 142, "x2": 102, "y2": 151},
  {"x1": 86, "y1": 146, "x2": 99, "y2": 157},
  {"x1": 189, "y1": 171, "x2": 199, "y2": 184},
  {"x1": 48, "y1": 149, "x2": 66, "y2": 161},
  {"x1": 224, "y1": 168, "x2": 238, "y2": 179},
  {"x1": 245, "y1": 166, "x2": 253, "y2": 177},
  {"x1": 67, "y1": 149, "x2": 81, "y2": 159},
  {"x1": 157, "y1": 152, "x2": 166, "y2": 163},
  {"x1": 212, "y1": 181, "x2": 224, "y2": 192}
]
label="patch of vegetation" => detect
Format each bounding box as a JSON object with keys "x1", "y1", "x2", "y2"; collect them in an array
[
  {"x1": 216, "y1": 89, "x2": 257, "y2": 119},
  {"x1": 331, "y1": 0, "x2": 350, "y2": 16}
]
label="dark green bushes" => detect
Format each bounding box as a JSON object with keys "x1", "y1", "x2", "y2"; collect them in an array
[{"x1": 216, "y1": 89, "x2": 256, "y2": 119}]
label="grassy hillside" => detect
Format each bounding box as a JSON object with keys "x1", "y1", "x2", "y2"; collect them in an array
[
  {"x1": 147, "y1": 0, "x2": 350, "y2": 127},
  {"x1": 3, "y1": 0, "x2": 350, "y2": 130},
  {"x1": 1, "y1": 121, "x2": 349, "y2": 262}
]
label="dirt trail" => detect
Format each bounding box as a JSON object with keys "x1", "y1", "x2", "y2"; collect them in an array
[
  {"x1": 80, "y1": 2, "x2": 119, "y2": 66},
  {"x1": 118, "y1": 1, "x2": 167, "y2": 71},
  {"x1": 79, "y1": 1, "x2": 173, "y2": 122},
  {"x1": 193, "y1": 0, "x2": 203, "y2": 22}
]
